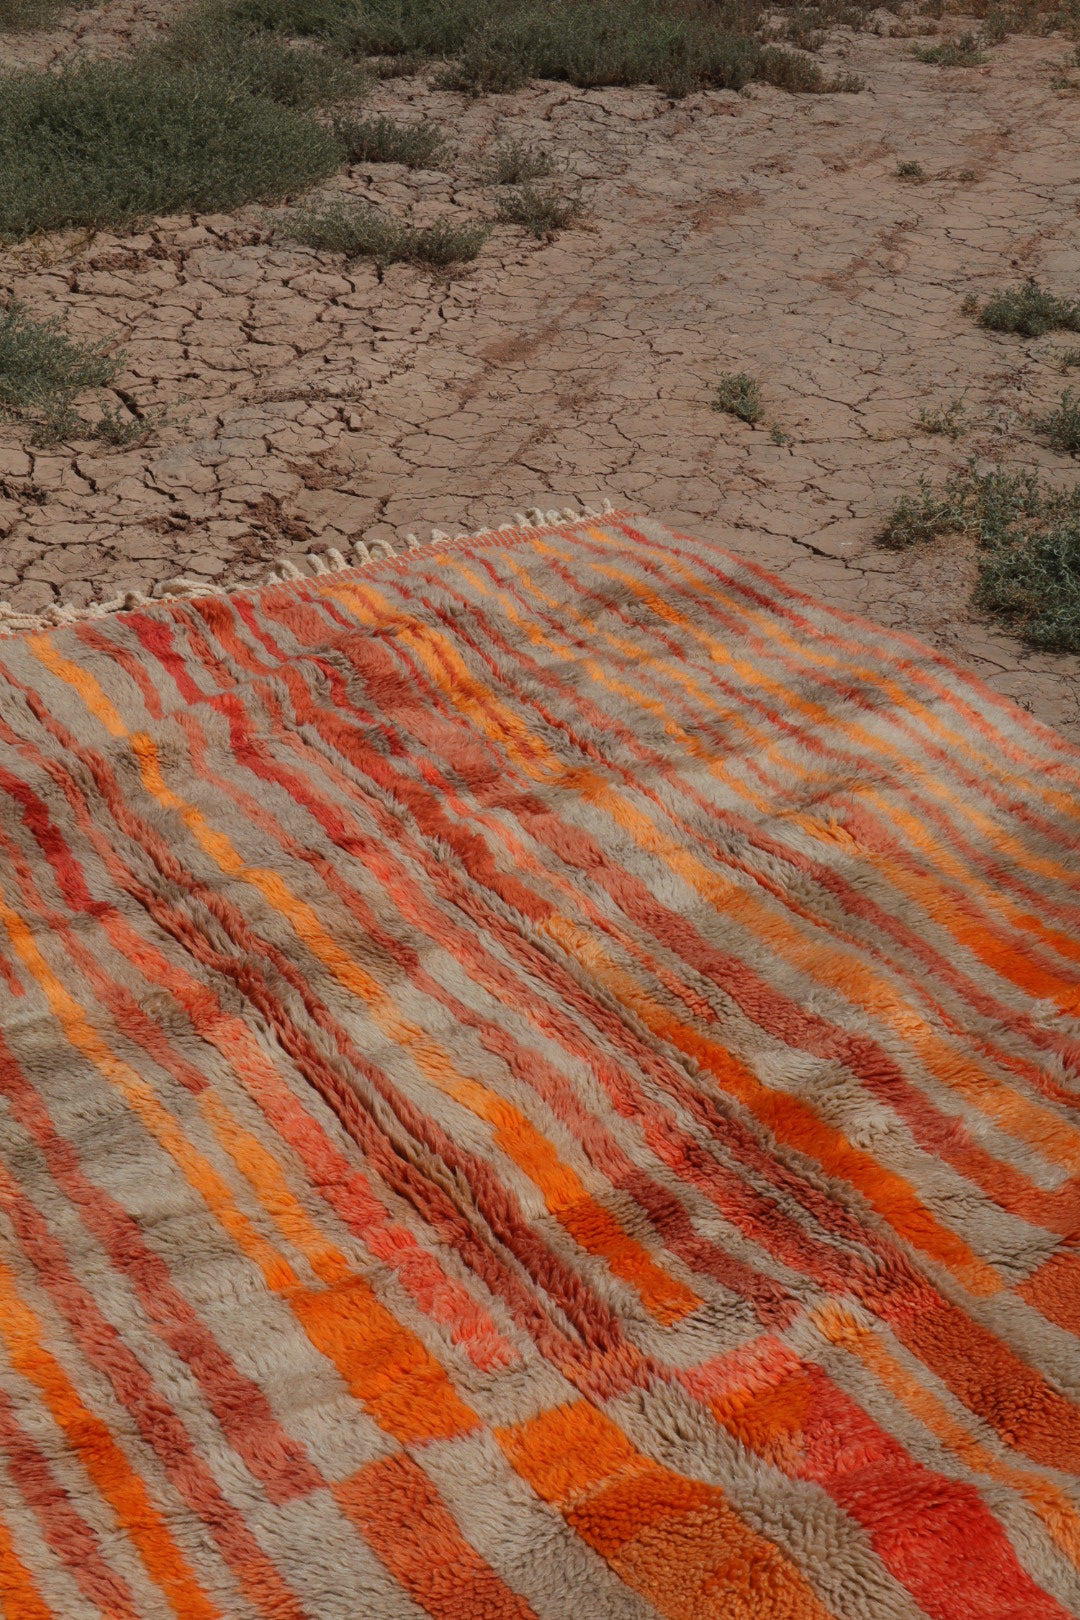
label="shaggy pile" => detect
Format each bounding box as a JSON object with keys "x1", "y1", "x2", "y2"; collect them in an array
[{"x1": 0, "y1": 510, "x2": 1078, "y2": 1620}]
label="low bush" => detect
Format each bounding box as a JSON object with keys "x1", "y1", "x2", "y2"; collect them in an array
[
  {"x1": 977, "y1": 281, "x2": 1080, "y2": 337},
  {"x1": 496, "y1": 184, "x2": 581, "y2": 236},
  {"x1": 0, "y1": 300, "x2": 121, "y2": 442},
  {"x1": 713, "y1": 371, "x2": 764, "y2": 424},
  {"x1": 0, "y1": 54, "x2": 341, "y2": 242},
  {"x1": 333, "y1": 113, "x2": 446, "y2": 167},
  {"x1": 278, "y1": 197, "x2": 489, "y2": 264},
  {"x1": 879, "y1": 462, "x2": 1080, "y2": 651}
]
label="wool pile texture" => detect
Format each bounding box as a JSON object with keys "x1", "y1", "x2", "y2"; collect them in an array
[{"x1": 0, "y1": 510, "x2": 1078, "y2": 1620}]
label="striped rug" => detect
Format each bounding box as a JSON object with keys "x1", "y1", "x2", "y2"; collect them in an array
[{"x1": 0, "y1": 509, "x2": 1078, "y2": 1620}]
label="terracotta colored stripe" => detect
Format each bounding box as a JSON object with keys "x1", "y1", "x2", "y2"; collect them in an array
[
  {"x1": 0, "y1": 723, "x2": 514, "y2": 1376},
  {"x1": 0, "y1": 1386, "x2": 139, "y2": 1618},
  {"x1": 497, "y1": 1401, "x2": 835, "y2": 1620},
  {"x1": 684, "y1": 1337, "x2": 1073, "y2": 1620},
  {"x1": 0, "y1": 1029, "x2": 322, "y2": 1508},
  {"x1": 813, "y1": 1301, "x2": 1080, "y2": 1572},
  {"x1": 0, "y1": 1255, "x2": 221, "y2": 1620},
  {"x1": 335, "y1": 1452, "x2": 537, "y2": 1619},
  {"x1": 0, "y1": 1508, "x2": 53, "y2": 1620}
]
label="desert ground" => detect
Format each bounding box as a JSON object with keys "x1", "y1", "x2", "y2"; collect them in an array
[{"x1": 2, "y1": 2, "x2": 1079, "y2": 734}]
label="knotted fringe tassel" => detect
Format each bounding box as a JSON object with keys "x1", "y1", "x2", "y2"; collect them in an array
[{"x1": 0, "y1": 501, "x2": 619, "y2": 633}]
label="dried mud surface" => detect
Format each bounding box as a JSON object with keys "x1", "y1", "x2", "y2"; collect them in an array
[{"x1": 2, "y1": 8, "x2": 1080, "y2": 735}]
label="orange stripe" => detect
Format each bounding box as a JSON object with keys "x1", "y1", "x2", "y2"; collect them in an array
[
  {"x1": 496, "y1": 1402, "x2": 834, "y2": 1620},
  {"x1": 522, "y1": 533, "x2": 1080, "y2": 1048},
  {"x1": 570, "y1": 530, "x2": 1080, "y2": 983},
  {"x1": 326, "y1": 577, "x2": 999, "y2": 1294},
  {"x1": 489, "y1": 541, "x2": 1080, "y2": 991},
  {"x1": 0, "y1": 1258, "x2": 218, "y2": 1620},
  {"x1": 411, "y1": 554, "x2": 1079, "y2": 1175},
  {"x1": 290, "y1": 1277, "x2": 477, "y2": 1445},
  {"x1": 27, "y1": 635, "x2": 694, "y2": 1329},
  {"x1": 589, "y1": 523, "x2": 1080, "y2": 851},
  {"x1": 0, "y1": 877, "x2": 474, "y2": 1449},
  {"x1": 813, "y1": 1301, "x2": 1080, "y2": 1572},
  {"x1": 335, "y1": 1452, "x2": 536, "y2": 1619},
  {"x1": 575, "y1": 940, "x2": 1000, "y2": 1295},
  {"x1": 0, "y1": 1510, "x2": 53, "y2": 1620},
  {"x1": 0, "y1": 883, "x2": 296, "y2": 1294}
]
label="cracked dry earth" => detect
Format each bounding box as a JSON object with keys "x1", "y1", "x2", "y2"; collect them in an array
[{"x1": 3, "y1": 12, "x2": 1080, "y2": 737}]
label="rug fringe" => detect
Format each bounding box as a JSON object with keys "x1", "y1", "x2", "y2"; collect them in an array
[{"x1": 0, "y1": 501, "x2": 618, "y2": 634}]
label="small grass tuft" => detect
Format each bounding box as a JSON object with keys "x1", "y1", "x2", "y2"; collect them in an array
[
  {"x1": 1037, "y1": 386, "x2": 1080, "y2": 454},
  {"x1": 482, "y1": 138, "x2": 555, "y2": 186},
  {"x1": 879, "y1": 461, "x2": 1080, "y2": 651},
  {"x1": 918, "y1": 394, "x2": 968, "y2": 439},
  {"x1": 278, "y1": 197, "x2": 489, "y2": 265},
  {"x1": 86, "y1": 402, "x2": 167, "y2": 448},
  {"x1": 914, "y1": 29, "x2": 987, "y2": 63},
  {"x1": 0, "y1": 300, "x2": 121, "y2": 441},
  {"x1": 496, "y1": 183, "x2": 581, "y2": 237},
  {"x1": 896, "y1": 159, "x2": 925, "y2": 180},
  {"x1": 1059, "y1": 347, "x2": 1080, "y2": 371},
  {"x1": 977, "y1": 281, "x2": 1080, "y2": 336},
  {"x1": 713, "y1": 371, "x2": 764, "y2": 425},
  {"x1": 332, "y1": 114, "x2": 446, "y2": 168}
]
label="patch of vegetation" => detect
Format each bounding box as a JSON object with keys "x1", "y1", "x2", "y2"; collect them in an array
[
  {"x1": 879, "y1": 462, "x2": 1080, "y2": 651},
  {"x1": 713, "y1": 371, "x2": 764, "y2": 425},
  {"x1": 0, "y1": 51, "x2": 344, "y2": 243},
  {"x1": 206, "y1": 0, "x2": 851, "y2": 97},
  {"x1": 86, "y1": 401, "x2": 169, "y2": 448},
  {"x1": 333, "y1": 113, "x2": 445, "y2": 167},
  {"x1": 774, "y1": 7, "x2": 826, "y2": 50},
  {"x1": 1059, "y1": 347, "x2": 1080, "y2": 371},
  {"x1": 976, "y1": 281, "x2": 1080, "y2": 337},
  {"x1": 0, "y1": 0, "x2": 67, "y2": 26},
  {"x1": 482, "y1": 138, "x2": 555, "y2": 186},
  {"x1": 496, "y1": 184, "x2": 581, "y2": 236},
  {"x1": 913, "y1": 29, "x2": 987, "y2": 63},
  {"x1": 896, "y1": 159, "x2": 925, "y2": 180},
  {"x1": 164, "y1": 6, "x2": 365, "y2": 104},
  {"x1": 918, "y1": 394, "x2": 967, "y2": 440},
  {"x1": 0, "y1": 300, "x2": 121, "y2": 442},
  {"x1": 1037, "y1": 387, "x2": 1080, "y2": 454},
  {"x1": 960, "y1": 0, "x2": 1080, "y2": 38},
  {"x1": 278, "y1": 197, "x2": 489, "y2": 265}
]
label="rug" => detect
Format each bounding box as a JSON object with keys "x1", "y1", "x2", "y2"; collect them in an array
[{"x1": 0, "y1": 507, "x2": 1078, "y2": 1620}]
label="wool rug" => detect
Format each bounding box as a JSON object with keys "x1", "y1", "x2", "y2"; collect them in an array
[{"x1": 0, "y1": 507, "x2": 1078, "y2": 1620}]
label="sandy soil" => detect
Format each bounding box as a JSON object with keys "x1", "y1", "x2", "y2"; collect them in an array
[{"x1": 2, "y1": 7, "x2": 1079, "y2": 735}]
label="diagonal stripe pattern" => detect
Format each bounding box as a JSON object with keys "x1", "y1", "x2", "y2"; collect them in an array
[{"x1": 0, "y1": 510, "x2": 1078, "y2": 1620}]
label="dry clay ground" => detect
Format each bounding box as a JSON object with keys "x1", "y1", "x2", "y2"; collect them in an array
[{"x1": 3, "y1": 6, "x2": 1080, "y2": 735}]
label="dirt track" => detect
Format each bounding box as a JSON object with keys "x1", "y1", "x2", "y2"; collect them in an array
[{"x1": 2, "y1": 11, "x2": 1079, "y2": 734}]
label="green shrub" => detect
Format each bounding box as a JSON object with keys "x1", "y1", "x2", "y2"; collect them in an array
[
  {"x1": 0, "y1": 55, "x2": 341, "y2": 242},
  {"x1": 205, "y1": 0, "x2": 842, "y2": 97},
  {"x1": 333, "y1": 113, "x2": 446, "y2": 166},
  {"x1": 878, "y1": 462, "x2": 1080, "y2": 651},
  {"x1": 496, "y1": 183, "x2": 581, "y2": 236},
  {"x1": 482, "y1": 138, "x2": 555, "y2": 185},
  {"x1": 914, "y1": 29, "x2": 987, "y2": 63},
  {"x1": 977, "y1": 281, "x2": 1080, "y2": 337},
  {"x1": 0, "y1": 300, "x2": 120, "y2": 440},
  {"x1": 713, "y1": 371, "x2": 764, "y2": 424},
  {"x1": 278, "y1": 197, "x2": 489, "y2": 264},
  {"x1": 1038, "y1": 386, "x2": 1080, "y2": 454}
]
